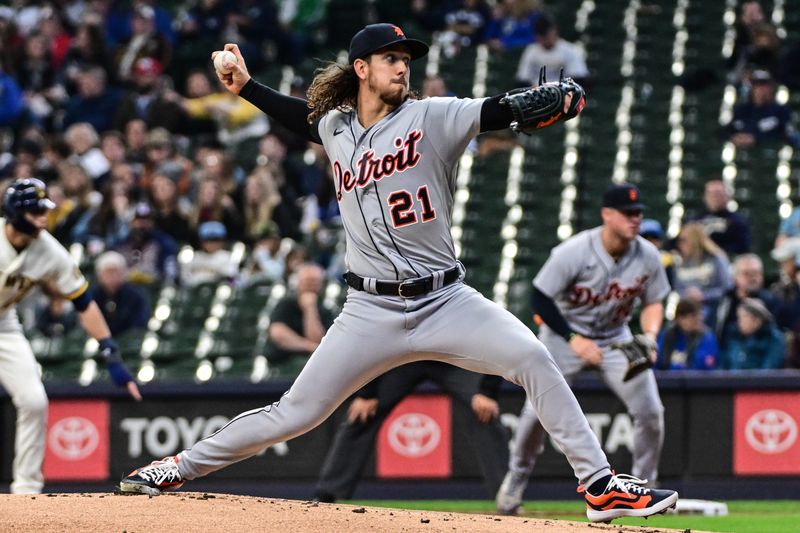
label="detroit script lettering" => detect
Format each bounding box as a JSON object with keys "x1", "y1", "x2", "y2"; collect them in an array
[
  {"x1": 569, "y1": 275, "x2": 651, "y2": 325},
  {"x1": 334, "y1": 130, "x2": 423, "y2": 201}
]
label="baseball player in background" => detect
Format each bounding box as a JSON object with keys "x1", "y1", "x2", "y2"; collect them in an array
[
  {"x1": 496, "y1": 184, "x2": 669, "y2": 515},
  {"x1": 120, "y1": 24, "x2": 678, "y2": 522},
  {"x1": 0, "y1": 178, "x2": 141, "y2": 494}
]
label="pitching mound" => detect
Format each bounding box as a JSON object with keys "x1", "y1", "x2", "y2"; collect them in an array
[{"x1": 0, "y1": 492, "x2": 680, "y2": 532}]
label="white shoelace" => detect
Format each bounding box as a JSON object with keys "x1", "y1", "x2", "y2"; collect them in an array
[
  {"x1": 138, "y1": 459, "x2": 181, "y2": 484},
  {"x1": 605, "y1": 474, "x2": 649, "y2": 496}
]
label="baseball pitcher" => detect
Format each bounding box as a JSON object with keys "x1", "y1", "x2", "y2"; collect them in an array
[
  {"x1": 0, "y1": 178, "x2": 141, "y2": 494},
  {"x1": 496, "y1": 183, "x2": 670, "y2": 515},
  {"x1": 119, "y1": 24, "x2": 677, "y2": 522}
]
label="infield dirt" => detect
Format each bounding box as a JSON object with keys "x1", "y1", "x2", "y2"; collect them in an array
[{"x1": 0, "y1": 492, "x2": 688, "y2": 532}]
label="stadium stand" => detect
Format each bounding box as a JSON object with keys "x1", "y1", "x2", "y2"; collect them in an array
[{"x1": 1, "y1": 0, "x2": 799, "y2": 385}]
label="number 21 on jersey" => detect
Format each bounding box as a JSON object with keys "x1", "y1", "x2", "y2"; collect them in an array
[{"x1": 388, "y1": 185, "x2": 436, "y2": 228}]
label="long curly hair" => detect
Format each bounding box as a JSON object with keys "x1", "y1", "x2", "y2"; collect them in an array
[
  {"x1": 306, "y1": 56, "x2": 422, "y2": 122},
  {"x1": 306, "y1": 62, "x2": 359, "y2": 123}
]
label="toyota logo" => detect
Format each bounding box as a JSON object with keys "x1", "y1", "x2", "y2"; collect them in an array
[
  {"x1": 387, "y1": 413, "x2": 441, "y2": 458},
  {"x1": 49, "y1": 417, "x2": 99, "y2": 460},
  {"x1": 744, "y1": 409, "x2": 798, "y2": 454}
]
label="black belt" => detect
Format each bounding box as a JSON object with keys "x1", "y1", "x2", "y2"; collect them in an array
[{"x1": 344, "y1": 266, "x2": 460, "y2": 298}]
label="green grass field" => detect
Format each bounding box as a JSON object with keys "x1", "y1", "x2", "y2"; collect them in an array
[{"x1": 348, "y1": 500, "x2": 800, "y2": 532}]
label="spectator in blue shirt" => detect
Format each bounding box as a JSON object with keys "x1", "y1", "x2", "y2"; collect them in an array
[
  {"x1": 719, "y1": 298, "x2": 785, "y2": 370},
  {"x1": 776, "y1": 207, "x2": 800, "y2": 245},
  {"x1": 775, "y1": 175, "x2": 800, "y2": 245},
  {"x1": 0, "y1": 66, "x2": 23, "y2": 127},
  {"x1": 114, "y1": 202, "x2": 178, "y2": 285},
  {"x1": 484, "y1": 0, "x2": 541, "y2": 52},
  {"x1": 686, "y1": 179, "x2": 752, "y2": 257},
  {"x1": 62, "y1": 65, "x2": 123, "y2": 133},
  {"x1": 657, "y1": 299, "x2": 718, "y2": 370},
  {"x1": 90, "y1": 251, "x2": 151, "y2": 336},
  {"x1": 727, "y1": 69, "x2": 799, "y2": 149},
  {"x1": 134, "y1": 1, "x2": 177, "y2": 46}
]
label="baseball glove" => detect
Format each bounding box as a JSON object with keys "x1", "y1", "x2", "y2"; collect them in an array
[
  {"x1": 500, "y1": 66, "x2": 586, "y2": 135},
  {"x1": 612, "y1": 334, "x2": 657, "y2": 382}
]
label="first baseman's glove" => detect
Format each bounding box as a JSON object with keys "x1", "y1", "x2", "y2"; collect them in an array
[
  {"x1": 500, "y1": 67, "x2": 586, "y2": 135},
  {"x1": 612, "y1": 334, "x2": 657, "y2": 382},
  {"x1": 98, "y1": 338, "x2": 135, "y2": 387}
]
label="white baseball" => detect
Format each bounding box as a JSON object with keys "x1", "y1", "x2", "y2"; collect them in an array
[{"x1": 213, "y1": 50, "x2": 238, "y2": 75}]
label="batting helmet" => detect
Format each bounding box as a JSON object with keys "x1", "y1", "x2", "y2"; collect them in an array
[{"x1": 3, "y1": 178, "x2": 55, "y2": 235}]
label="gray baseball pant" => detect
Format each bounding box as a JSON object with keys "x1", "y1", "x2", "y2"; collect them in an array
[
  {"x1": 176, "y1": 283, "x2": 612, "y2": 487},
  {"x1": 507, "y1": 326, "x2": 665, "y2": 484}
]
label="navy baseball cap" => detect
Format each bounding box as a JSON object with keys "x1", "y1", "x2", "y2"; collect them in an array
[
  {"x1": 602, "y1": 183, "x2": 645, "y2": 211},
  {"x1": 348, "y1": 23, "x2": 429, "y2": 64}
]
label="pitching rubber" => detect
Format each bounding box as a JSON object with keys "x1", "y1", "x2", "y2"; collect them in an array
[
  {"x1": 586, "y1": 491, "x2": 679, "y2": 523},
  {"x1": 117, "y1": 481, "x2": 163, "y2": 496}
]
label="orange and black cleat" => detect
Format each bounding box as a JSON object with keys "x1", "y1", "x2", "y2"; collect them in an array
[
  {"x1": 118, "y1": 455, "x2": 185, "y2": 496},
  {"x1": 579, "y1": 473, "x2": 678, "y2": 522}
]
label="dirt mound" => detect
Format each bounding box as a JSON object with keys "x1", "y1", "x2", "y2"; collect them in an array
[{"x1": 0, "y1": 492, "x2": 679, "y2": 532}]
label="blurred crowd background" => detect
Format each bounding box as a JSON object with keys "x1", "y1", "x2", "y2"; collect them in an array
[{"x1": 1, "y1": 0, "x2": 799, "y2": 381}]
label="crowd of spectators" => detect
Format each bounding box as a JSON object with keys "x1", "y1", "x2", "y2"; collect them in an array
[
  {"x1": 0, "y1": 1, "x2": 349, "y2": 377},
  {"x1": 649, "y1": 0, "x2": 800, "y2": 370},
  {"x1": 724, "y1": 1, "x2": 799, "y2": 148},
  {"x1": 1, "y1": 1, "x2": 799, "y2": 375},
  {"x1": 0, "y1": 1, "x2": 348, "y2": 290},
  {"x1": 647, "y1": 176, "x2": 800, "y2": 370}
]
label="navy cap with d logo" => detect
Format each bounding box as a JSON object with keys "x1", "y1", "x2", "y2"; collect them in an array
[{"x1": 348, "y1": 23, "x2": 429, "y2": 64}]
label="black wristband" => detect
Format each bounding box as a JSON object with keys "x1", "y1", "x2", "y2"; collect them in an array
[{"x1": 480, "y1": 92, "x2": 517, "y2": 132}]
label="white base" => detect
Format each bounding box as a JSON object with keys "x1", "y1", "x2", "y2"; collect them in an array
[{"x1": 667, "y1": 499, "x2": 729, "y2": 516}]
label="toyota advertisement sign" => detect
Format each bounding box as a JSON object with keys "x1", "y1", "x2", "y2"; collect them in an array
[
  {"x1": 376, "y1": 395, "x2": 451, "y2": 478},
  {"x1": 3, "y1": 382, "x2": 800, "y2": 484},
  {"x1": 43, "y1": 400, "x2": 109, "y2": 481},
  {"x1": 734, "y1": 392, "x2": 800, "y2": 475}
]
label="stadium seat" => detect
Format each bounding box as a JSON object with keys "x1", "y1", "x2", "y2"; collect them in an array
[{"x1": 31, "y1": 331, "x2": 86, "y2": 382}]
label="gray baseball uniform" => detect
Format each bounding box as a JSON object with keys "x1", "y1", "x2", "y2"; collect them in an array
[
  {"x1": 507, "y1": 228, "x2": 670, "y2": 484},
  {"x1": 0, "y1": 218, "x2": 89, "y2": 493},
  {"x1": 173, "y1": 96, "x2": 614, "y2": 489}
]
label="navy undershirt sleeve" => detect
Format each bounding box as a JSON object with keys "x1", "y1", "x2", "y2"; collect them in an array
[
  {"x1": 242, "y1": 79, "x2": 516, "y2": 137},
  {"x1": 239, "y1": 79, "x2": 322, "y2": 144},
  {"x1": 531, "y1": 286, "x2": 574, "y2": 342}
]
